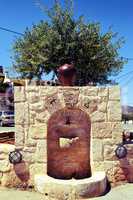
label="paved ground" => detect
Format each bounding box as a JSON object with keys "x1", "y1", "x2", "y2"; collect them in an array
[
  {"x1": 0, "y1": 184, "x2": 133, "y2": 200},
  {"x1": 0, "y1": 187, "x2": 44, "y2": 200},
  {"x1": 91, "y1": 183, "x2": 133, "y2": 200}
]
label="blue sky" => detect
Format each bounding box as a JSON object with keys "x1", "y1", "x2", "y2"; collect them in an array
[{"x1": 0, "y1": 0, "x2": 133, "y2": 105}]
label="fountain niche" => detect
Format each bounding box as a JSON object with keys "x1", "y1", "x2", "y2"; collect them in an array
[{"x1": 47, "y1": 107, "x2": 91, "y2": 180}]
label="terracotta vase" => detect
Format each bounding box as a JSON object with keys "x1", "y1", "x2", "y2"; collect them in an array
[{"x1": 57, "y1": 64, "x2": 76, "y2": 86}]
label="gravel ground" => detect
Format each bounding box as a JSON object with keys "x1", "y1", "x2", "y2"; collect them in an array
[{"x1": 0, "y1": 184, "x2": 133, "y2": 200}]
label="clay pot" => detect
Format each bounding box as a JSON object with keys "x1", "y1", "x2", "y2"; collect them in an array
[{"x1": 57, "y1": 64, "x2": 76, "y2": 86}]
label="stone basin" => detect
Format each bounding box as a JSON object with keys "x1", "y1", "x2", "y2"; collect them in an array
[{"x1": 34, "y1": 171, "x2": 107, "y2": 199}]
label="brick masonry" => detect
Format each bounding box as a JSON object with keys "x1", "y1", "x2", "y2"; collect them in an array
[{"x1": 0, "y1": 85, "x2": 133, "y2": 187}]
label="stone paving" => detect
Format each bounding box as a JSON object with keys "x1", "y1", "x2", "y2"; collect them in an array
[
  {"x1": 0, "y1": 184, "x2": 133, "y2": 200},
  {"x1": 0, "y1": 187, "x2": 44, "y2": 200},
  {"x1": 90, "y1": 183, "x2": 133, "y2": 200}
]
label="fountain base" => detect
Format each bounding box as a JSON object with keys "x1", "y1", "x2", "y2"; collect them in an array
[{"x1": 34, "y1": 172, "x2": 107, "y2": 199}]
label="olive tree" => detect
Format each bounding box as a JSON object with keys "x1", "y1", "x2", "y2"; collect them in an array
[{"x1": 13, "y1": 0, "x2": 126, "y2": 85}]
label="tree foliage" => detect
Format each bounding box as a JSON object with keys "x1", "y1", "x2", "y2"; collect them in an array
[{"x1": 13, "y1": 0, "x2": 126, "y2": 85}]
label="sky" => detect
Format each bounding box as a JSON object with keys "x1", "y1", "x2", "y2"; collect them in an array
[{"x1": 0, "y1": 0, "x2": 133, "y2": 105}]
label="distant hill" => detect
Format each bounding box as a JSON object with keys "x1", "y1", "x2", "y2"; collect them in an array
[
  {"x1": 122, "y1": 105, "x2": 133, "y2": 121},
  {"x1": 122, "y1": 105, "x2": 133, "y2": 114}
]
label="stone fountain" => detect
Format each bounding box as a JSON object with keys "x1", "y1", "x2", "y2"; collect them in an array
[
  {"x1": 34, "y1": 64, "x2": 107, "y2": 199},
  {"x1": 0, "y1": 64, "x2": 126, "y2": 199}
]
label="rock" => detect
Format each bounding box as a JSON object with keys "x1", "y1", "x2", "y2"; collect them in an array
[
  {"x1": 0, "y1": 160, "x2": 11, "y2": 172},
  {"x1": 0, "y1": 144, "x2": 15, "y2": 154}
]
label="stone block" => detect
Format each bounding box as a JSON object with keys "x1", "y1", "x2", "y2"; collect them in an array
[
  {"x1": 91, "y1": 111, "x2": 106, "y2": 122},
  {"x1": 98, "y1": 87, "x2": 108, "y2": 97},
  {"x1": 29, "y1": 101, "x2": 45, "y2": 112},
  {"x1": 112, "y1": 123, "x2": 123, "y2": 144},
  {"x1": 14, "y1": 86, "x2": 26, "y2": 102},
  {"x1": 112, "y1": 130, "x2": 122, "y2": 144},
  {"x1": 15, "y1": 102, "x2": 29, "y2": 125},
  {"x1": 39, "y1": 86, "x2": 58, "y2": 97},
  {"x1": 111, "y1": 122, "x2": 123, "y2": 141},
  {"x1": 15, "y1": 125, "x2": 25, "y2": 146},
  {"x1": 23, "y1": 152, "x2": 35, "y2": 163},
  {"x1": 92, "y1": 122, "x2": 113, "y2": 138},
  {"x1": 109, "y1": 86, "x2": 121, "y2": 100},
  {"x1": 0, "y1": 160, "x2": 11, "y2": 172},
  {"x1": 29, "y1": 124, "x2": 47, "y2": 139},
  {"x1": 82, "y1": 96, "x2": 98, "y2": 113},
  {"x1": 91, "y1": 161, "x2": 104, "y2": 172},
  {"x1": 98, "y1": 101, "x2": 107, "y2": 113},
  {"x1": 0, "y1": 153, "x2": 7, "y2": 160},
  {"x1": 25, "y1": 138, "x2": 37, "y2": 147},
  {"x1": 23, "y1": 147, "x2": 36, "y2": 153},
  {"x1": 0, "y1": 144, "x2": 15, "y2": 154},
  {"x1": 29, "y1": 163, "x2": 47, "y2": 185},
  {"x1": 107, "y1": 101, "x2": 122, "y2": 121},
  {"x1": 35, "y1": 111, "x2": 50, "y2": 124},
  {"x1": 34, "y1": 140, "x2": 47, "y2": 163},
  {"x1": 91, "y1": 139, "x2": 103, "y2": 161},
  {"x1": 92, "y1": 161, "x2": 115, "y2": 173},
  {"x1": 80, "y1": 86, "x2": 98, "y2": 96},
  {"x1": 112, "y1": 122, "x2": 122, "y2": 131},
  {"x1": 27, "y1": 92, "x2": 39, "y2": 104},
  {"x1": 104, "y1": 145, "x2": 117, "y2": 161},
  {"x1": 102, "y1": 139, "x2": 116, "y2": 146},
  {"x1": 25, "y1": 86, "x2": 39, "y2": 92}
]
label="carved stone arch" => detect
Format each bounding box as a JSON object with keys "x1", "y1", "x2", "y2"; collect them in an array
[{"x1": 47, "y1": 107, "x2": 91, "y2": 179}]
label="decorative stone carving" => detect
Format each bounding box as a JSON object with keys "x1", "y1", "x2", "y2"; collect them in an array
[
  {"x1": 63, "y1": 89, "x2": 79, "y2": 108},
  {"x1": 45, "y1": 93, "x2": 62, "y2": 114}
]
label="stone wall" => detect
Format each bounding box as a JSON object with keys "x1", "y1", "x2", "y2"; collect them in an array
[{"x1": 1, "y1": 85, "x2": 133, "y2": 187}]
